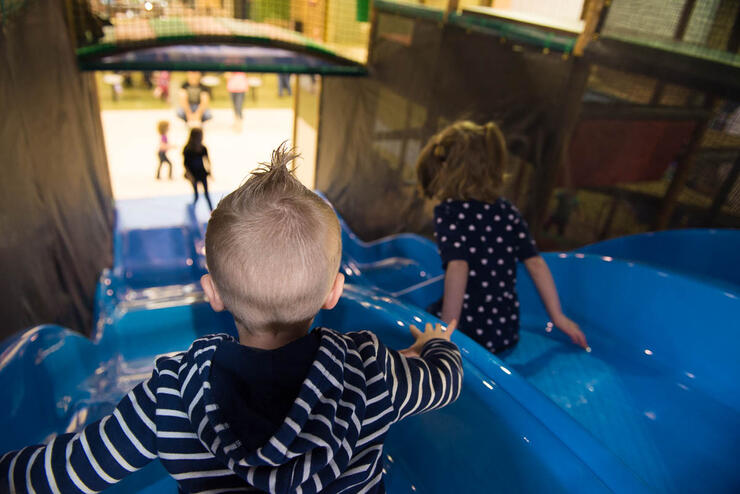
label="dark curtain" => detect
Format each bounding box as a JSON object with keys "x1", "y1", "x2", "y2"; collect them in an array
[{"x1": 0, "y1": 0, "x2": 114, "y2": 339}]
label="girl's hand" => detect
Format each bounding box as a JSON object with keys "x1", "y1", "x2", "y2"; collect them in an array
[
  {"x1": 400, "y1": 320, "x2": 457, "y2": 358},
  {"x1": 553, "y1": 314, "x2": 588, "y2": 349}
]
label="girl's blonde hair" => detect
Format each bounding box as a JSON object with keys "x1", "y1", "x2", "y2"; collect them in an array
[
  {"x1": 416, "y1": 120, "x2": 507, "y2": 203},
  {"x1": 157, "y1": 120, "x2": 169, "y2": 135}
]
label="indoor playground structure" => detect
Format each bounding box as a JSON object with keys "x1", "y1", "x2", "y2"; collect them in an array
[{"x1": 1, "y1": 0, "x2": 739, "y2": 493}]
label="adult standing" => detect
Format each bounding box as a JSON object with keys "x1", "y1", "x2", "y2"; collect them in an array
[
  {"x1": 278, "y1": 73, "x2": 292, "y2": 98},
  {"x1": 177, "y1": 71, "x2": 212, "y2": 125}
]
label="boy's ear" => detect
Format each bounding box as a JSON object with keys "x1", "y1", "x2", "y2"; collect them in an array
[
  {"x1": 201, "y1": 274, "x2": 225, "y2": 312},
  {"x1": 321, "y1": 273, "x2": 345, "y2": 310}
]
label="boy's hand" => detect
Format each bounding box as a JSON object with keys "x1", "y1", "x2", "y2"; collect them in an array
[
  {"x1": 400, "y1": 320, "x2": 457, "y2": 358},
  {"x1": 553, "y1": 314, "x2": 588, "y2": 350}
]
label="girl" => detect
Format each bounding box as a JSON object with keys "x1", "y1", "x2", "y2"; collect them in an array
[
  {"x1": 416, "y1": 121, "x2": 587, "y2": 354},
  {"x1": 156, "y1": 120, "x2": 173, "y2": 180},
  {"x1": 183, "y1": 128, "x2": 213, "y2": 211}
]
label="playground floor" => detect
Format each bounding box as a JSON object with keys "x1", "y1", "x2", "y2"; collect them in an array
[{"x1": 102, "y1": 107, "x2": 304, "y2": 201}]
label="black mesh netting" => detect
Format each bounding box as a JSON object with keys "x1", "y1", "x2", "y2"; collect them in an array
[{"x1": 316, "y1": 3, "x2": 740, "y2": 251}]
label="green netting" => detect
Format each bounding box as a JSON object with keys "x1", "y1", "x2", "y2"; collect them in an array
[
  {"x1": 76, "y1": 0, "x2": 371, "y2": 66},
  {"x1": 375, "y1": 0, "x2": 579, "y2": 53},
  {"x1": 449, "y1": 11, "x2": 577, "y2": 53},
  {"x1": 602, "y1": 0, "x2": 740, "y2": 67}
]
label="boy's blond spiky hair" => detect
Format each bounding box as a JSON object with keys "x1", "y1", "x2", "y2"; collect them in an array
[{"x1": 205, "y1": 143, "x2": 342, "y2": 330}]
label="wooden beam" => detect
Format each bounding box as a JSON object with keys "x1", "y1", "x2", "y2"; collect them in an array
[
  {"x1": 366, "y1": 0, "x2": 379, "y2": 64},
  {"x1": 599, "y1": 195, "x2": 620, "y2": 240},
  {"x1": 673, "y1": 0, "x2": 697, "y2": 41},
  {"x1": 705, "y1": 154, "x2": 740, "y2": 225},
  {"x1": 727, "y1": 0, "x2": 740, "y2": 52},
  {"x1": 653, "y1": 96, "x2": 717, "y2": 230},
  {"x1": 579, "y1": 102, "x2": 711, "y2": 121}
]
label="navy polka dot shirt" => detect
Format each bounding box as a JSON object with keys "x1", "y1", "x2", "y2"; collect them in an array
[{"x1": 433, "y1": 198, "x2": 538, "y2": 353}]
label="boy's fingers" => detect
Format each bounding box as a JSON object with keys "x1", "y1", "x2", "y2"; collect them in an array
[
  {"x1": 447, "y1": 319, "x2": 458, "y2": 334},
  {"x1": 424, "y1": 322, "x2": 434, "y2": 333},
  {"x1": 409, "y1": 325, "x2": 423, "y2": 339}
]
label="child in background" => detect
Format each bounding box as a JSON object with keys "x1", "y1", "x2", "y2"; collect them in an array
[
  {"x1": 153, "y1": 70, "x2": 170, "y2": 101},
  {"x1": 1, "y1": 145, "x2": 462, "y2": 493},
  {"x1": 183, "y1": 127, "x2": 213, "y2": 210},
  {"x1": 416, "y1": 121, "x2": 587, "y2": 354},
  {"x1": 225, "y1": 71, "x2": 249, "y2": 129},
  {"x1": 155, "y1": 120, "x2": 173, "y2": 180}
]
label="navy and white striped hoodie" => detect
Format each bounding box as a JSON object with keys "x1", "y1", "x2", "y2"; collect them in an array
[{"x1": 1, "y1": 328, "x2": 462, "y2": 493}]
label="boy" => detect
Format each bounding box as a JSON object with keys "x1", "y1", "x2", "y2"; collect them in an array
[{"x1": 1, "y1": 145, "x2": 462, "y2": 493}]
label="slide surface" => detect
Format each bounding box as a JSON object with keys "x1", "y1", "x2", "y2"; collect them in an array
[
  {"x1": 0, "y1": 198, "x2": 736, "y2": 493},
  {"x1": 578, "y1": 228, "x2": 740, "y2": 290}
]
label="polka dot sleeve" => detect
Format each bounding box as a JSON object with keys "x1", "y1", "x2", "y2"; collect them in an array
[
  {"x1": 434, "y1": 202, "x2": 468, "y2": 265},
  {"x1": 511, "y1": 207, "x2": 538, "y2": 261}
]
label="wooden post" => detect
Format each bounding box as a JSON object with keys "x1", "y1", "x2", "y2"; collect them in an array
[
  {"x1": 313, "y1": 76, "x2": 324, "y2": 184},
  {"x1": 445, "y1": 0, "x2": 459, "y2": 22},
  {"x1": 653, "y1": 96, "x2": 717, "y2": 230},
  {"x1": 574, "y1": 0, "x2": 606, "y2": 56},
  {"x1": 599, "y1": 195, "x2": 620, "y2": 240},
  {"x1": 291, "y1": 75, "x2": 300, "y2": 172},
  {"x1": 323, "y1": 0, "x2": 330, "y2": 43},
  {"x1": 705, "y1": 154, "x2": 740, "y2": 225},
  {"x1": 366, "y1": 0, "x2": 379, "y2": 64},
  {"x1": 530, "y1": 59, "x2": 590, "y2": 236},
  {"x1": 726, "y1": 0, "x2": 740, "y2": 52}
]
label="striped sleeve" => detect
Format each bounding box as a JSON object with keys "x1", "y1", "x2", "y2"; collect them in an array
[
  {"x1": 1, "y1": 374, "x2": 158, "y2": 493},
  {"x1": 381, "y1": 339, "x2": 463, "y2": 422}
]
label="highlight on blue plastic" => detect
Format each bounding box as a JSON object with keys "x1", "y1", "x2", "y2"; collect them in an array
[{"x1": 1, "y1": 196, "x2": 737, "y2": 493}]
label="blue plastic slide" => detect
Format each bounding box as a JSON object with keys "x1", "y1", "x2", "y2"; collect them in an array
[
  {"x1": 0, "y1": 196, "x2": 737, "y2": 493},
  {"x1": 577, "y1": 229, "x2": 740, "y2": 290}
]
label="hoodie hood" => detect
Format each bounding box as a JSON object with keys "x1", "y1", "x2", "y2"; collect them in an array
[{"x1": 177, "y1": 330, "x2": 368, "y2": 492}]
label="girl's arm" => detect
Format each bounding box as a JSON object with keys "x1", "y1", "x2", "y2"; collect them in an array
[
  {"x1": 441, "y1": 260, "x2": 469, "y2": 325},
  {"x1": 523, "y1": 256, "x2": 588, "y2": 349}
]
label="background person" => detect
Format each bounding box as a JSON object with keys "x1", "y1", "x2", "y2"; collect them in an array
[
  {"x1": 155, "y1": 120, "x2": 173, "y2": 180},
  {"x1": 183, "y1": 127, "x2": 213, "y2": 211},
  {"x1": 177, "y1": 71, "x2": 212, "y2": 125},
  {"x1": 225, "y1": 72, "x2": 249, "y2": 130}
]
